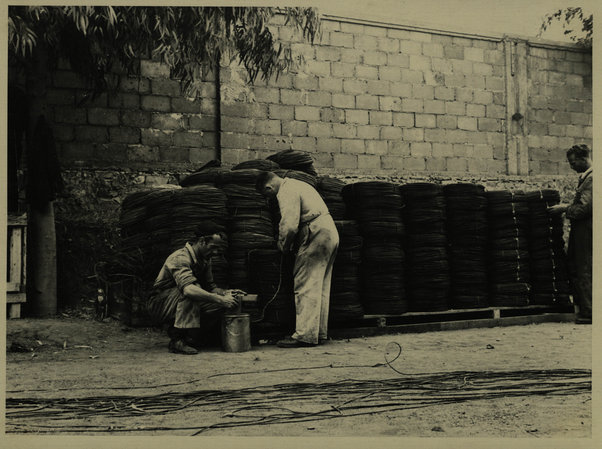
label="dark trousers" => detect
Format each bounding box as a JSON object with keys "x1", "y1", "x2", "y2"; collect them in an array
[{"x1": 168, "y1": 315, "x2": 222, "y2": 347}]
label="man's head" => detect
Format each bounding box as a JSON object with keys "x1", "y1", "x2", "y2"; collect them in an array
[
  {"x1": 566, "y1": 144, "x2": 592, "y2": 174},
  {"x1": 192, "y1": 222, "x2": 226, "y2": 259},
  {"x1": 255, "y1": 171, "x2": 283, "y2": 198}
]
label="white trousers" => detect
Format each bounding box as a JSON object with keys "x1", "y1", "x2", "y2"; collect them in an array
[{"x1": 292, "y1": 215, "x2": 339, "y2": 344}]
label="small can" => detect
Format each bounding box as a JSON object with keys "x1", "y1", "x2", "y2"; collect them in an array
[{"x1": 221, "y1": 313, "x2": 252, "y2": 352}]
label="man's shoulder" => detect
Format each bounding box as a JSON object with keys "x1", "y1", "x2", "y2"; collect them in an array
[{"x1": 165, "y1": 246, "x2": 193, "y2": 266}]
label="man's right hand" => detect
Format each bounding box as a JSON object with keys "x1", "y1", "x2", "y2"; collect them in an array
[{"x1": 218, "y1": 292, "x2": 239, "y2": 309}]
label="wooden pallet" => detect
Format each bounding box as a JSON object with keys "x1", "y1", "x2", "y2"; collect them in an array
[
  {"x1": 328, "y1": 305, "x2": 576, "y2": 339},
  {"x1": 6, "y1": 214, "x2": 27, "y2": 319}
]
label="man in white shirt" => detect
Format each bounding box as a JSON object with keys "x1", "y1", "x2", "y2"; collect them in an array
[
  {"x1": 548, "y1": 144, "x2": 593, "y2": 324},
  {"x1": 257, "y1": 172, "x2": 339, "y2": 347}
]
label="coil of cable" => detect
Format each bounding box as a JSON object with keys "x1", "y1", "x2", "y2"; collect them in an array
[
  {"x1": 232, "y1": 159, "x2": 280, "y2": 171},
  {"x1": 342, "y1": 182, "x2": 407, "y2": 315},
  {"x1": 317, "y1": 176, "x2": 347, "y2": 220},
  {"x1": 273, "y1": 169, "x2": 319, "y2": 189},
  {"x1": 402, "y1": 182, "x2": 450, "y2": 312},
  {"x1": 525, "y1": 190, "x2": 571, "y2": 306},
  {"x1": 266, "y1": 150, "x2": 318, "y2": 176}
]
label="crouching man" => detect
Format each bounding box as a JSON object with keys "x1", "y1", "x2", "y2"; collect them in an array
[{"x1": 149, "y1": 223, "x2": 242, "y2": 354}]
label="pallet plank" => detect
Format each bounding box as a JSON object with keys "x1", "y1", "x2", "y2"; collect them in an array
[
  {"x1": 8, "y1": 304, "x2": 21, "y2": 319},
  {"x1": 8, "y1": 227, "x2": 23, "y2": 286},
  {"x1": 7, "y1": 293, "x2": 27, "y2": 304}
]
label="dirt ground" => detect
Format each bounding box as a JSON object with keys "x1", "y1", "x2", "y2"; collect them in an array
[{"x1": 4, "y1": 315, "x2": 591, "y2": 439}]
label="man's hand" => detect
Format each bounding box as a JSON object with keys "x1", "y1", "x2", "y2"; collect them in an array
[
  {"x1": 213, "y1": 287, "x2": 227, "y2": 296},
  {"x1": 548, "y1": 203, "x2": 569, "y2": 215},
  {"x1": 219, "y1": 292, "x2": 240, "y2": 309}
]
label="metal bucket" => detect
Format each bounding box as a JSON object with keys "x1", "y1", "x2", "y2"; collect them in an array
[{"x1": 221, "y1": 313, "x2": 251, "y2": 352}]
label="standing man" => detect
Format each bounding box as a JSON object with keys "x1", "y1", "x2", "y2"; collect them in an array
[
  {"x1": 256, "y1": 172, "x2": 339, "y2": 347},
  {"x1": 549, "y1": 144, "x2": 593, "y2": 324},
  {"x1": 149, "y1": 223, "x2": 241, "y2": 354}
]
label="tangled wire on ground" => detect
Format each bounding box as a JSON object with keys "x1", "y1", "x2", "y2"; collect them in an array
[{"x1": 6, "y1": 343, "x2": 591, "y2": 435}]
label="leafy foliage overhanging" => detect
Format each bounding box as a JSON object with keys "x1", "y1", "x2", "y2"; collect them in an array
[
  {"x1": 8, "y1": 6, "x2": 321, "y2": 96},
  {"x1": 539, "y1": 7, "x2": 592, "y2": 48}
]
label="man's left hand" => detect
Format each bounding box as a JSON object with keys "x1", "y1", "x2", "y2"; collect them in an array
[
  {"x1": 214, "y1": 288, "x2": 227, "y2": 296},
  {"x1": 548, "y1": 204, "x2": 569, "y2": 215}
]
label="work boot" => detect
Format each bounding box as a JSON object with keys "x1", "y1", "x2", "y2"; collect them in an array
[
  {"x1": 276, "y1": 336, "x2": 317, "y2": 348},
  {"x1": 168, "y1": 339, "x2": 198, "y2": 354}
]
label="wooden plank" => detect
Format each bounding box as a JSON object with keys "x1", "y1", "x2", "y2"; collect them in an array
[
  {"x1": 363, "y1": 305, "x2": 556, "y2": 320},
  {"x1": 6, "y1": 282, "x2": 22, "y2": 292},
  {"x1": 8, "y1": 227, "x2": 23, "y2": 285},
  {"x1": 7, "y1": 293, "x2": 27, "y2": 304},
  {"x1": 8, "y1": 303, "x2": 21, "y2": 319},
  {"x1": 329, "y1": 313, "x2": 576, "y2": 339},
  {"x1": 22, "y1": 222, "x2": 27, "y2": 289},
  {"x1": 7, "y1": 213, "x2": 27, "y2": 226}
]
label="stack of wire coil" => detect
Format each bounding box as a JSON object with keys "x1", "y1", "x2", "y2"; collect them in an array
[
  {"x1": 248, "y1": 249, "x2": 295, "y2": 329},
  {"x1": 119, "y1": 190, "x2": 154, "y2": 272},
  {"x1": 525, "y1": 189, "x2": 571, "y2": 306},
  {"x1": 317, "y1": 176, "x2": 347, "y2": 220},
  {"x1": 169, "y1": 186, "x2": 229, "y2": 288},
  {"x1": 232, "y1": 159, "x2": 280, "y2": 171},
  {"x1": 218, "y1": 169, "x2": 276, "y2": 291},
  {"x1": 273, "y1": 169, "x2": 318, "y2": 189},
  {"x1": 401, "y1": 183, "x2": 450, "y2": 312},
  {"x1": 486, "y1": 190, "x2": 531, "y2": 306},
  {"x1": 443, "y1": 183, "x2": 489, "y2": 309},
  {"x1": 342, "y1": 182, "x2": 407, "y2": 315},
  {"x1": 266, "y1": 149, "x2": 318, "y2": 176},
  {"x1": 330, "y1": 220, "x2": 364, "y2": 322}
]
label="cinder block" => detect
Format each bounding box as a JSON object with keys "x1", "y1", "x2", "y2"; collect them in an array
[
  {"x1": 464, "y1": 75, "x2": 486, "y2": 89},
  {"x1": 444, "y1": 45, "x2": 464, "y2": 60},
  {"x1": 141, "y1": 96, "x2": 171, "y2": 112},
  {"x1": 381, "y1": 156, "x2": 404, "y2": 170},
  {"x1": 571, "y1": 112, "x2": 591, "y2": 125},
  {"x1": 75, "y1": 126, "x2": 108, "y2": 142},
  {"x1": 432, "y1": 142, "x2": 454, "y2": 157},
  {"x1": 189, "y1": 147, "x2": 217, "y2": 164},
  {"x1": 119, "y1": 76, "x2": 151, "y2": 94},
  {"x1": 452, "y1": 59, "x2": 473, "y2": 74},
  {"x1": 387, "y1": 140, "x2": 410, "y2": 157},
  {"x1": 54, "y1": 106, "x2": 87, "y2": 125},
  {"x1": 312, "y1": 152, "x2": 335, "y2": 168},
  {"x1": 109, "y1": 127, "x2": 140, "y2": 144},
  {"x1": 151, "y1": 79, "x2": 181, "y2": 96},
  {"x1": 331, "y1": 32, "x2": 354, "y2": 48},
  {"x1": 358, "y1": 125, "x2": 381, "y2": 139},
  {"x1": 221, "y1": 133, "x2": 248, "y2": 150},
  {"x1": 486, "y1": 104, "x2": 506, "y2": 119},
  {"x1": 292, "y1": 136, "x2": 317, "y2": 152},
  {"x1": 401, "y1": 98, "x2": 424, "y2": 113},
  {"x1": 140, "y1": 60, "x2": 171, "y2": 78},
  {"x1": 252, "y1": 87, "x2": 280, "y2": 104},
  {"x1": 445, "y1": 74, "x2": 464, "y2": 88},
  {"x1": 413, "y1": 113, "x2": 435, "y2": 128},
  {"x1": 306, "y1": 91, "x2": 332, "y2": 107},
  {"x1": 159, "y1": 146, "x2": 190, "y2": 163},
  {"x1": 332, "y1": 93, "x2": 356, "y2": 109},
  {"x1": 341, "y1": 48, "x2": 362, "y2": 63},
  {"x1": 434, "y1": 86, "x2": 454, "y2": 100},
  {"x1": 399, "y1": 40, "x2": 423, "y2": 55},
  {"x1": 53, "y1": 70, "x2": 89, "y2": 89},
  {"x1": 294, "y1": 75, "x2": 319, "y2": 90},
  {"x1": 317, "y1": 137, "x2": 341, "y2": 153},
  {"x1": 539, "y1": 160, "x2": 559, "y2": 175},
  {"x1": 281, "y1": 89, "x2": 306, "y2": 105},
  {"x1": 388, "y1": 29, "x2": 411, "y2": 39},
  {"x1": 389, "y1": 82, "x2": 412, "y2": 97},
  {"x1": 358, "y1": 154, "x2": 381, "y2": 169},
  {"x1": 343, "y1": 79, "x2": 367, "y2": 94},
  {"x1": 548, "y1": 124, "x2": 566, "y2": 136},
  {"x1": 467, "y1": 158, "x2": 488, "y2": 173},
  {"x1": 88, "y1": 108, "x2": 120, "y2": 126},
  {"x1": 426, "y1": 156, "x2": 446, "y2": 171},
  {"x1": 379, "y1": 66, "x2": 402, "y2": 81},
  {"x1": 356, "y1": 50, "x2": 387, "y2": 66},
  {"x1": 379, "y1": 96, "x2": 402, "y2": 112},
  {"x1": 319, "y1": 77, "x2": 343, "y2": 92},
  {"x1": 466, "y1": 130, "x2": 488, "y2": 145},
  {"x1": 354, "y1": 34, "x2": 378, "y2": 51},
  {"x1": 378, "y1": 37, "x2": 399, "y2": 52},
  {"x1": 412, "y1": 84, "x2": 434, "y2": 100},
  {"x1": 457, "y1": 116, "x2": 478, "y2": 131},
  {"x1": 485, "y1": 76, "x2": 505, "y2": 91},
  {"x1": 356, "y1": 65, "x2": 379, "y2": 80},
  {"x1": 437, "y1": 115, "x2": 457, "y2": 129},
  {"x1": 295, "y1": 106, "x2": 321, "y2": 121},
  {"x1": 369, "y1": 111, "x2": 393, "y2": 126},
  {"x1": 446, "y1": 157, "x2": 468, "y2": 172},
  {"x1": 446, "y1": 101, "x2": 466, "y2": 115},
  {"x1": 47, "y1": 88, "x2": 75, "y2": 106},
  {"x1": 410, "y1": 142, "x2": 431, "y2": 157},
  {"x1": 151, "y1": 113, "x2": 186, "y2": 130},
  {"x1": 393, "y1": 112, "x2": 415, "y2": 127},
  {"x1": 473, "y1": 62, "x2": 493, "y2": 76},
  {"x1": 452, "y1": 143, "x2": 474, "y2": 157},
  {"x1": 409, "y1": 55, "x2": 431, "y2": 72},
  {"x1": 409, "y1": 30, "x2": 431, "y2": 42},
  {"x1": 473, "y1": 144, "x2": 494, "y2": 159},
  {"x1": 473, "y1": 90, "x2": 493, "y2": 105},
  {"x1": 127, "y1": 144, "x2": 160, "y2": 162},
  {"x1": 268, "y1": 104, "x2": 294, "y2": 121},
  {"x1": 422, "y1": 42, "x2": 444, "y2": 58},
  {"x1": 321, "y1": 107, "x2": 346, "y2": 123},
  {"x1": 307, "y1": 122, "x2": 332, "y2": 138},
  {"x1": 188, "y1": 114, "x2": 215, "y2": 131},
  {"x1": 401, "y1": 69, "x2": 424, "y2": 83},
  {"x1": 282, "y1": 120, "x2": 308, "y2": 137},
  {"x1": 316, "y1": 46, "x2": 341, "y2": 62},
  {"x1": 404, "y1": 156, "x2": 426, "y2": 171},
  {"x1": 466, "y1": 103, "x2": 486, "y2": 117},
  {"x1": 365, "y1": 140, "x2": 388, "y2": 155},
  {"x1": 387, "y1": 53, "x2": 410, "y2": 68},
  {"x1": 141, "y1": 129, "x2": 174, "y2": 146},
  {"x1": 403, "y1": 127, "x2": 424, "y2": 142},
  {"x1": 334, "y1": 153, "x2": 358, "y2": 169},
  {"x1": 464, "y1": 47, "x2": 484, "y2": 62},
  {"x1": 366, "y1": 80, "x2": 391, "y2": 96},
  {"x1": 432, "y1": 58, "x2": 453, "y2": 74},
  {"x1": 346, "y1": 110, "x2": 370, "y2": 124},
  {"x1": 305, "y1": 60, "x2": 331, "y2": 78},
  {"x1": 477, "y1": 118, "x2": 501, "y2": 132},
  {"x1": 170, "y1": 97, "x2": 201, "y2": 113},
  {"x1": 255, "y1": 119, "x2": 281, "y2": 135},
  {"x1": 380, "y1": 126, "x2": 403, "y2": 139},
  {"x1": 426, "y1": 129, "x2": 448, "y2": 144},
  {"x1": 201, "y1": 99, "x2": 217, "y2": 115},
  {"x1": 423, "y1": 100, "x2": 445, "y2": 114},
  {"x1": 356, "y1": 94, "x2": 379, "y2": 110},
  {"x1": 333, "y1": 123, "x2": 357, "y2": 139}
]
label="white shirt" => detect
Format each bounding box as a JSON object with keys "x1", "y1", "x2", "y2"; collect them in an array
[
  {"x1": 579, "y1": 166, "x2": 593, "y2": 181},
  {"x1": 276, "y1": 178, "x2": 329, "y2": 251}
]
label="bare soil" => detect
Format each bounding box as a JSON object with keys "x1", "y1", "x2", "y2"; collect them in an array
[{"x1": 5, "y1": 316, "x2": 591, "y2": 438}]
